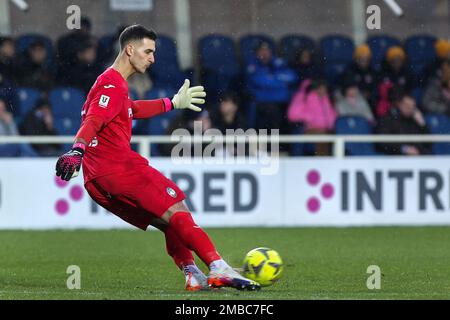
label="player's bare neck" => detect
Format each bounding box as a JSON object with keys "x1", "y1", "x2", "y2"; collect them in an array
[{"x1": 111, "y1": 56, "x2": 134, "y2": 81}]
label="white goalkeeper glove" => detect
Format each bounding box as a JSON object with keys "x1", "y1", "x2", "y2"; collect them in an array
[{"x1": 171, "y1": 79, "x2": 206, "y2": 112}]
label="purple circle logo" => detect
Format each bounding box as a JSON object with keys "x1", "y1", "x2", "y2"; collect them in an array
[
  {"x1": 55, "y1": 199, "x2": 69, "y2": 215},
  {"x1": 306, "y1": 170, "x2": 335, "y2": 214},
  {"x1": 54, "y1": 176, "x2": 84, "y2": 216}
]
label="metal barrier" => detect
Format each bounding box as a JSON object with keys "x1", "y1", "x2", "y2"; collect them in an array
[{"x1": 1, "y1": 134, "x2": 450, "y2": 158}]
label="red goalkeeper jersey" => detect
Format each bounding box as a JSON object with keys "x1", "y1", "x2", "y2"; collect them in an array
[{"x1": 79, "y1": 67, "x2": 171, "y2": 183}]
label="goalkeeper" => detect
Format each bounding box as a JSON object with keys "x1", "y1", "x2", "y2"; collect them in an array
[{"x1": 55, "y1": 25, "x2": 260, "y2": 291}]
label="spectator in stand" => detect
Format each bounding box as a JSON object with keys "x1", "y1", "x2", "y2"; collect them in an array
[
  {"x1": 210, "y1": 93, "x2": 248, "y2": 157},
  {"x1": 210, "y1": 93, "x2": 247, "y2": 133},
  {"x1": 64, "y1": 42, "x2": 101, "y2": 93},
  {"x1": 16, "y1": 40, "x2": 54, "y2": 92},
  {"x1": 290, "y1": 47, "x2": 323, "y2": 85},
  {"x1": 246, "y1": 41, "x2": 297, "y2": 130},
  {"x1": 376, "y1": 92, "x2": 431, "y2": 155},
  {"x1": 422, "y1": 39, "x2": 450, "y2": 86},
  {"x1": 0, "y1": 37, "x2": 18, "y2": 112},
  {"x1": 340, "y1": 44, "x2": 378, "y2": 110},
  {"x1": 56, "y1": 16, "x2": 97, "y2": 84},
  {"x1": 287, "y1": 79, "x2": 336, "y2": 155},
  {"x1": 19, "y1": 98, "x2": 61, "y2": 156},
  {"x1": 335, "y1": 81, "x2": 375, "y2": 123},
  {"x1": 0, "y1": 97, "x2": 37, "y2": 157},
  {"x1": 0, "y1": 37, "x2": 16, "y2": 83},
  {"x1": 422, "y1": 64, "x2": 450, "y2": 117},
  {"x1": 376, "y1": 46, "x2": 414, "y2": 118}
]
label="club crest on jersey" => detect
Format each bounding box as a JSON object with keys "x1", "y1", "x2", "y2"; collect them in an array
[
  {"x1": 99, "y1": 95, "x2": 110, "y2": 108},
  {"x1": 128, "y1": 107, "x2": 133, "y2": 118},
  {"x1": 166, "y1": 187, "x2": 177, "y2": 198}
]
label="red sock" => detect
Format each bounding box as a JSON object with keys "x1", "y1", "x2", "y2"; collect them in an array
[
  {"x1": 169, "y1": 212, "x2": 221, "y2": 266},
  {"x1": 164, "y1": 225, "x2": 194, "y2": 269}
]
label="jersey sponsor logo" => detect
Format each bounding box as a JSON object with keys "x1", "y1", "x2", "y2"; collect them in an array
[
  {"x1": 99, "y1": 95, "x2": 110, "y2": 108},
  {"x1": 103, "y1": 84, "x2": 115, "y2": 89},
  {"x1": 166, "y1": 187, "x2": 177, "y2": 198}
]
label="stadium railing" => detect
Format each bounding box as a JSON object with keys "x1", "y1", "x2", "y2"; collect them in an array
[{"x1": 1, "y1": 135, "x2": 450, "y2": 158}]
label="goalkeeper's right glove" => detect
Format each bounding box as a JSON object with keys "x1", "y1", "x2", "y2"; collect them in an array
[
  {"x1": 55, "y1": 142, "x2": 85, "y2": 181},
  {"x1": 171, "y1": 79, "x2": 206, "y2": 112}
]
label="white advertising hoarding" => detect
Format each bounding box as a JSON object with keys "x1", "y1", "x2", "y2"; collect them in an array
[{"x1": 1, "y1": 157, "x2": 450, "y2": 229}]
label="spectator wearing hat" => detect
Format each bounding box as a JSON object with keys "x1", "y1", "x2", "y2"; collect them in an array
[
  {"x1": 423, "y1": 39, "x2": 450, "y2": 86},
  {"x1": 19, "y1": 98, "x2": 61, "y2": 156},
  {"x1": 340, "y1": 44, "x2": 378, "y2": 110},
  {"x1": 376, "y1": 46, "x2": 414, "y2": 118},
  {"x1": 335, "y1": 81, "x2": 375, "y2": 123}
]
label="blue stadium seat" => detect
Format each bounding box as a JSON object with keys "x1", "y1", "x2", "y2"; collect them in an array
[
  {"x1": 199, "y1": 34, "x2": 239, "y2": 74},
  {"x1": 335, "y1": 116, "x2": 378, "y2": 156},
  {"x1": 199, "y1": 34, "x2": 240, "y2": 104},
  {"x1": 146, "y1": 111, "x2": 177, "y2": 157},
  {"x1": 239, "y1": 34, "x2": 276, "y2": 63},
  {"x1": 16, "y1": 34, "x2": 54, "y2": 66},
  {"x1": 16, "y1": 87, "x2": 42, "y2": 117},
  {"x1": 319, "y1": 35, "x2": 354, "y2": 85},
  {"x1": 405, "y1": 34, "x2": 437, "y2": 77},
  {"x1": 324, "y1": 62, "x2": 349, "y2": 86},
  {"x1": 149, "y1": 35, "x2": 185, "y2": 88},
  {"x1": 425, "y1": 113, "x2": 450, "y2": 154},
  {"x1": 319, "y1": 35, "x2": 354, "y2": 64},
  {"x1": 279, "y1": 34, "x2": 316, "y2": 65},
  {"x1": 49, "y1": 87, "x2": 85, "y2": 119},
  {"x1": 96, "y1": 34, "x2": 116, "y2": 65},
  {"x1": 54, "y1": 116, "x2": 81, "y2": 136},
  {"x1": 366, "y1": 35, "x2": 401, "y2": 71}
]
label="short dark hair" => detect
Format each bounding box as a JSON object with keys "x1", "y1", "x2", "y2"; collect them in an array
[
  {"x1": 0, "y1": 36, "x2": 14, "y2": 47},
  {"x1": 119, "y1": 25, "x2": 157, "y2": 50}
]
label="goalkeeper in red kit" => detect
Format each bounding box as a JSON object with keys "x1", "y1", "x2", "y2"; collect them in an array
[{"x1": 55, "y1": 25, "x2": 260, "y2": 291}]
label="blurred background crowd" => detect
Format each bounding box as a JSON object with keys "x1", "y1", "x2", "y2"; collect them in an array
[{"x1": 1, "y1": 13, "x2": 450, "y2": 157}]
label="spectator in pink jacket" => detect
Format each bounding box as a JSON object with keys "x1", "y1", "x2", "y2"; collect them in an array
[{"x1": 287, "y1": 79, "x2": 337, "y2": 155}]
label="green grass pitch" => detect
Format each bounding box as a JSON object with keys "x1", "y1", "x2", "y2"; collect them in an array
[{"x1": 1, "y1": 227, "x2": 450, "y2": 299}]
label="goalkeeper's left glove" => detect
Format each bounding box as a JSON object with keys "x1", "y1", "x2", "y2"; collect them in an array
[
  {"x1": 55, "y1": 142, "x2": 85, "y2": 181},
  {"x1": 171, "y1": 79, "x2": 206, "y2": 112}
]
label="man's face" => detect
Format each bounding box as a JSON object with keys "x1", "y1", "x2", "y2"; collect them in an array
[
  {"x1": 356, "y1": 56, "x2": 370, "y2": 69},
  {"x1": 128, "y1": 38, "x2": 156, "y2": 74},
  {"x1": 257, "y1": 44, "x2": 272, "y2": 64},
  {"x1": 30, "y1": 45, "x2": 47, "y2": 64},
  {"x1": 398, "y1": 96, "x2": 416, "y2": 117},
  {"x1": 0, "y1": 40, "x2": 15, "y2": 58}
]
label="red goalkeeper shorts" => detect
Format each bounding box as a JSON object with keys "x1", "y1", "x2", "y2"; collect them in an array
[{"x1": 85, "y1": 165, "x2": 186, "y2": 230}]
